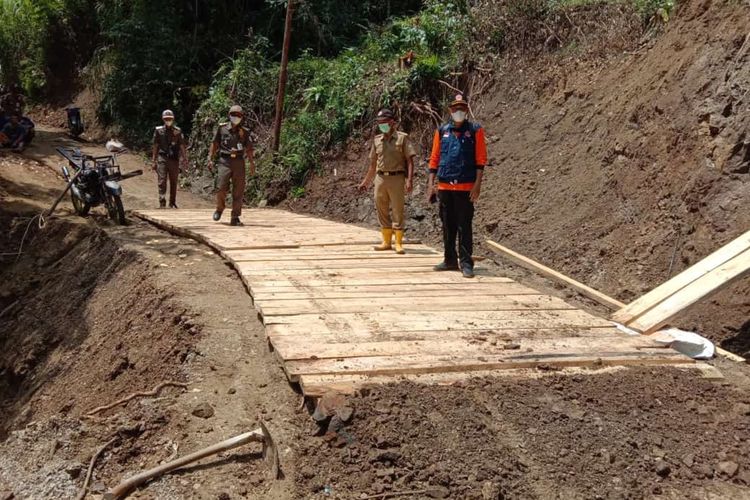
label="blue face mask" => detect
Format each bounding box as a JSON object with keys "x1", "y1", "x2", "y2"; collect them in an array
[{"x1": 378, "y1": 123, "x2": 391, "y2": 134}]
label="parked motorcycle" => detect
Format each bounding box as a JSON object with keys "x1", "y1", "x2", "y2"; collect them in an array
[{"x1": 56, "y1": 144, "x2": 142, "y2": 225}]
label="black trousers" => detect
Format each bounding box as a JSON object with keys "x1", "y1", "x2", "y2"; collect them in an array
[{"x1": 439, "y1": 190, "x2": 474, "y2": 268}]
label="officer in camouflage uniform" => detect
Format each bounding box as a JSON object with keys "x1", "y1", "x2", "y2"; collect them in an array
[
  {"x1": 151, "y1": 109, "x2": 188, "y2": 208},
  {"x1": 207, "y1": 105, "x2": 255, "y2": 226}
]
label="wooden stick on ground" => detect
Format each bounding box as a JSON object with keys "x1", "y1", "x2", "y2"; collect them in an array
[
  {"x1": 485, "y1": 240, "x2": 625, "y2": 310},
  {"x1": 76, "y1": 437, "x2": 117, "y2": 500},
  {"x1": 86, "y1": 381, "x2": 188, "y2": 416},
  {"x1": 360, "y1": 489, "x2": 431, "y2": 499},
  {"x1": 104, "y1": 422, "x2": 278, "y2": 500}
]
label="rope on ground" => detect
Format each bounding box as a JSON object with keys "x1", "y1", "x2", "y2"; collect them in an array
[
  {"x1": 85, "y1": 381, "x2": 188, "y2": 416},
  {"x1": 0, "y1": 212, "x2": 47, "y2": 259},
  {"x1": 76, "y1": 437, "x2": 117, "y2": 500}
]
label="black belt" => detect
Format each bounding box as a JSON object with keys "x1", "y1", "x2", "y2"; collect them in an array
[
  {"x1": 377, "y1": 171, "x2": 405, "y2": 176},
  {"x1": 220, "y1": 152, "x2": 242, "y2": 159}
]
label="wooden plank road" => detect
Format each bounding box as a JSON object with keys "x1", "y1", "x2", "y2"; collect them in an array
[{"x1": 135, "y1": 209, "x2": 693, "y2": 396}]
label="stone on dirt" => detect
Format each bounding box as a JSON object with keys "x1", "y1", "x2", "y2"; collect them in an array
[
  {"x1": 716, "y1": 461, "x2": 739, "y2": 477},
  {"x1": 191, "y1": 403, "x2": 214, "y2": 419},
  {"x1": 655, "y1": 459, "x2": 671, "y2": 478}
]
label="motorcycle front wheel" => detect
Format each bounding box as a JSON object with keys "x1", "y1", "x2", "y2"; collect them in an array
[
  {"x1": 70, "y1": 191, "x2": 90, "y2": 216},
  {"x1": 107, "y1": 193, "x2": 126, "y2": 225}
]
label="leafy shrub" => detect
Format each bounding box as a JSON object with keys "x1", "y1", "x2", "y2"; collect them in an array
[
  {"x1": 190, "y1": 2, "x2": 471, "y2": 204},
  {"x1": 0, "y1": 0, "x2": 96, "y2": 98}
]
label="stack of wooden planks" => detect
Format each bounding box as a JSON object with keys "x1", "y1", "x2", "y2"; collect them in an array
[
  {"x1": 136, "y1": 209, "x2": 693, "y2": 396},
  {"x1": 612, "y1": 230, "x2": 750, "y2": 334}
]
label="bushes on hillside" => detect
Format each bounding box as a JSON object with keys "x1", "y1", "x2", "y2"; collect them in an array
[
  {"x1": 0, "y1": 0, "x2": 97, "y2": 99},
  {"x1": 189, "y1": 0, "x2": 470, "y2": 203}
]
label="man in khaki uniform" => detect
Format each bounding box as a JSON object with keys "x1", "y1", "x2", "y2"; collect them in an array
[
  {"x1": 207, "y1": 105, "x2": 255, "y2": 226},
  {"x1": 151, "y1": 109, "x2": 188, "y2": 208},
  {"x1": 359, "y1": 108, "x2": 416, "y2": 254}
]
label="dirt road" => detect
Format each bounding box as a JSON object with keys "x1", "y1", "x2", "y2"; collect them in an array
[{"x1": 2, "y1": 129, "x2": 750, "y2": 499}]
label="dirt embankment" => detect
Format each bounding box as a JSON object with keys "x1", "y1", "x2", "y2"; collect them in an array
[
  {"x1": 288, "y1": 0, "x2": 750, "y2": 355},
  {"x1": 0, "y1": 215, "x2": 201, "y2": 436},
  {"x1": 295, "y1": 368, "x2": 750, "y2": 499}
]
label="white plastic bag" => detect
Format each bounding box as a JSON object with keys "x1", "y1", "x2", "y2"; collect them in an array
[{"x1": 649, "y1": 328, "x2": 715, "y2": 360}]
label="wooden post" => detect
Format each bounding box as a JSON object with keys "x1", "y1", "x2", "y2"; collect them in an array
[{"x1": 272, "y1": 0, "x2": 295, "y2": 152}]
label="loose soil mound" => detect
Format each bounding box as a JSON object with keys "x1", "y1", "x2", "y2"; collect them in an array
[
  {"x1": 296, "y1": 368, "x2": 750, "y2": 499},
  {"x1": 287, "y1": 0, "x2": 750, "y2": 355}
]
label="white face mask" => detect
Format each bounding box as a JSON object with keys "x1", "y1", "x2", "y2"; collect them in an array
[
  {"x1": 230, "y1": 116, "x2": 242, "y2": 126},
  {"x1": 451, "y1": 110, "x2": 467, "y2": 123},
  {"x1": 163, "y1": 119, "x2": 174, "y2": 127}
]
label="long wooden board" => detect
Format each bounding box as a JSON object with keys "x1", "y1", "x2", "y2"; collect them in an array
[
  {"x1": 626, "y1": 248, "x2": 750, "y2": 333},
  {"x1": 285, "y1": 350, "x2": 688, "y2": 381},
  {"x1": 272, "y1": 335, "x2": 659, "y2": 361},
  {"x1": 134, "y1": 208, "x2": 692, "y2": 396},
  {"x1": 486, "y1": 240, "x2": 625, "y2": 310},
  {"x1": 258, "y1": 294, "x2": 574, "y2": 315},
  {"x1": 250, "y1": 282, "x2": 541, "y2": 300},
  {"x1": 612, "y1": 230, "x2": 750, "y2": 328}
]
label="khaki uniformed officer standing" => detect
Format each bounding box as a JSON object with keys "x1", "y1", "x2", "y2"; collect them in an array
[
  {"x1": 151, "y1": 109, "x2": 188, "y2": 208},
  {"x1": 207, "y1": 105, "x2": 255, "y2": 226},
  {"x1": 358, "y1": 109, "x2": 416, "y2": 254}
]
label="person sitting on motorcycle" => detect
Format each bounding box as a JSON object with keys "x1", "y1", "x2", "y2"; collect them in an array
[{"x1": 1, "y1": 112, "x2": 28, "y2": 151}]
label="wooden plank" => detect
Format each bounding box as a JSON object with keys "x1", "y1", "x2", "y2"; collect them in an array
[
  {"x1": 268, "y1": 326, "x2": 621, "y2": 346},
  {"x1": 246, "y1": 275, "x2": 514, "y2": 289},
  {"x1": 264, "y1": 310, "x2": 614, "y2": 336},
  {"x1": 234, "y1": 257, "x2": 444, "y2": 271},
  {"x1": 264, "y1": 308, "x2": 611, "y2": 326},
  {"x1": 272, "y1": 335, "x2": 660, "y2": 361},
  {"x1": 626, "y1": 248, "x2": 750, "y2": 333},
  {"x1": 258, "y1": 294, "x2": 576, "y2": 316},
  {"x1": 240, "y1": 266, "x2": 485, "y2": 278},
  {"x1": 284, "y1": 350, "x2": 689, "y2": 381},
  {"x1": 612, "y1": 229, "x2": 750, "y2": 324},
  {"x1": 225, "y1": 249, "x2": 440, "y2": 261},
  {"x1": 251, "y1": 283, "x2": 541, "y2": 300},
  {"x1": 486, "y1": 240, "x2": 625, "y2": 310}
]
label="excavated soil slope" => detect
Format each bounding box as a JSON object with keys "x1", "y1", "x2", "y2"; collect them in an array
[
  {"x1": 0, "y1": 212, "x2": 198, "y2": 440},
  {"x1": 288, "y1": 0, "x2": 750, "y2": 354}
]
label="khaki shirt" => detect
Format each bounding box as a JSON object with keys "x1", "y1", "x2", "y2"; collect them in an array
[
  {"x1": 369, "y1": 131, "x2": 416, "y2": 173},
  {"x1": 212, "y1": 123, "x2": 252, "y2": 162},
  {"x1": 152, "y1": 125, "x2": 185, "y2": 160}
]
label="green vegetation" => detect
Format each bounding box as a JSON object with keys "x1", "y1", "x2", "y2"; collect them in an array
[
  {"x1": 0, "y1": 0, "x2": 678, "y2": 202},
  {"x1": 0, "y1": 0, "x2": 423, "y2": 142},
  {"x1": 0, "y1": 0, "x2": 97, "y2": 98},
  {"x1": 191, "y1": 0, "x2": 469, "y2": 202}
]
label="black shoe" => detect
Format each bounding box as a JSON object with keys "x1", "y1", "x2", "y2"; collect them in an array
[
  {"x1": 461, "y1": 265, "x2": 475, "y2": 278},
  {"x1": 230, "y1": 217, "x2": 243, "y2": 226},
  {"x1": 212, "y1": 210, "x2": 222, "y2": 221},
  {"x1": 159, "y1": 199, "x2": 166, "y2": 208},
  {"x1": 433, "y1": 261, "x2": 459, "y2": 271},
  {"x1": 169, "y1": 202, "x2": 178, "y2": 209}
]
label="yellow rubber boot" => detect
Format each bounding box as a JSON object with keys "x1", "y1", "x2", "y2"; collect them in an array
[
  {"x1": 394, "y1": 230, "x2": 405, "y2": 254},
  {"x1": 374, "y1": 228, "x2": 393, "y2": 251}
]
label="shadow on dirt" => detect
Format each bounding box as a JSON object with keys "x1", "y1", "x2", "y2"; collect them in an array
[{"x1": 722, "y1": 320, "x2": 750, "y2": 358}]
